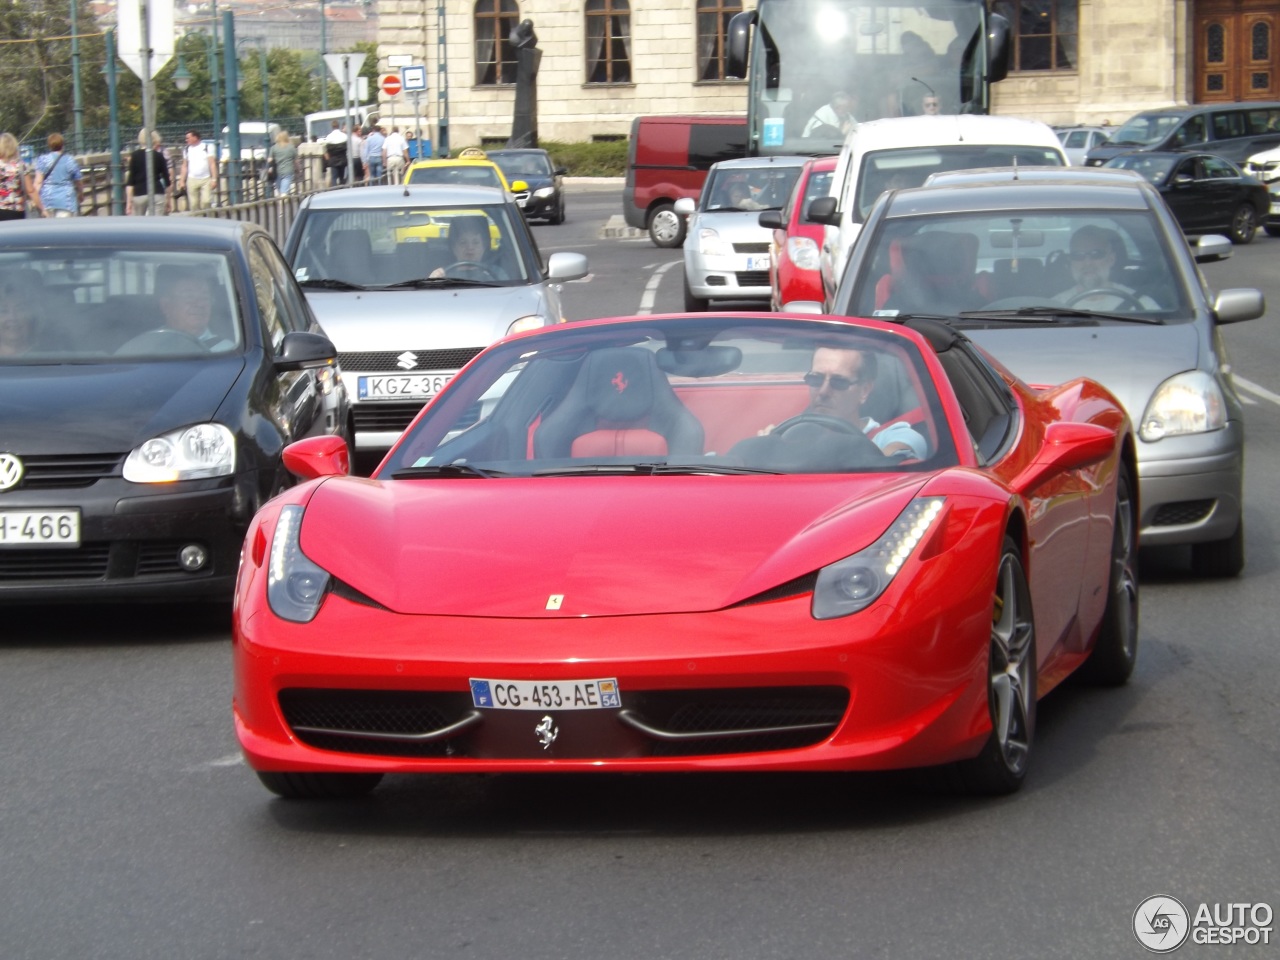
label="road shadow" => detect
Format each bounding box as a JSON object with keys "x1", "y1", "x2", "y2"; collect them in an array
[{"x1": 0, "y1": 600, "x2": 231, "y2": 647}]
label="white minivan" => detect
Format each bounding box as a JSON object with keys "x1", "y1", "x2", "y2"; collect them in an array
[{"x1": 807, "y1": 115, "x2": 1068, "y2": 308}]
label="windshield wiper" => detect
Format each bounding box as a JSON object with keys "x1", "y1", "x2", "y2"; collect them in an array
[
  {"x1": 389, "y1": 463, "x2": 506, "y2": 479},
  {"x1": 958, "y1": 306, "x2": 1163, "y2": 325},
  {"x1": 298, "y1": 278, "x2": 366, "y2": 291},
  {"x1": 382, "y1": 277, "x2": 499, "y2": 289},
  {"x1": 532, "y1": 462, "x2": 782, "y2": 477}
]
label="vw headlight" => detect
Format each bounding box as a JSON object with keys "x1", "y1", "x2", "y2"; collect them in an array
[
  {"x1": 1139, "y1": 370, "x2": 1226, "y2": 441},
  {"x1": 786, "y1": 236, "x2": 821, "y2": 271},
  {"x1": 267, "y1": 504, "x2": 331, "y2": 623},
  {"x1": 812, "y1": 497, "x2": 945, "y2": 620},
  {"x1": 123, "y1": 423, "x2": 235, "y2": 482},
  {"x1": 696, "y1": 227, "x2": 730, "y2": 257}
]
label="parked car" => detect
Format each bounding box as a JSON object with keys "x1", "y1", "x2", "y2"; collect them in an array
[
  {"x1": 831, "y1": 169, "x2": 1264, "y2": 576},
  {"x1": 0, "y1": 218, "x2": 346, "y2": 603},
  {"x1": 1103, "y1": 151, "x2": 1269, "y2": 243},
  {"x1": 1083, "y1": 101, "x2": 1280, "y2": 166},
  {"x1": 1055, "y1": 125, "x2": 1111, "y2": 165},
  {"x1": 675, "y1": 155, "x2": 808, "y2": 310},
  {"x1": 233, "y1": 310, "x2": 1136, "y2": 800},
  {"x1": 758, "y1": 155, "x2": 837, "y2": 311},
  {"x1": 282, "y1": 184, "x2": 588, "y2": 455},
  {"x1": 487, "y1": 148, "x2": 567, "y2": 224}
]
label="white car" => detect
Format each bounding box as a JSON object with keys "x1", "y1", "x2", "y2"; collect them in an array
[
  {"x1": 1243, "y1": 142, "x2": 1280, "y2": 183},
  {"x1": 807, "y1": 115, "x2": 1069, "y2": 310},
  {"x1": 283, "y1": 184, "x2": 588, "y2": 453},
  {"x1": 1056, "y1": 125, "x2": 1112, "y2": 165},
  {"x1": 675, "y1": 155, "x2": 807, "y2": 310}
]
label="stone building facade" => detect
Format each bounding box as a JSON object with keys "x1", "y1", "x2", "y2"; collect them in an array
[{"x1": 370, "y1": 0, "x2": 1275, "y2": 148}]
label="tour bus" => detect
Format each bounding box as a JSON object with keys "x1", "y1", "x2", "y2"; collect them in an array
[{"x1": 725, "y1": 0, "x2": 1011, "y2": 157}]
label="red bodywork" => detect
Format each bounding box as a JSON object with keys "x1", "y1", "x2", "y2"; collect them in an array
[
  {"x1": 769, "y1": 156, "x2": 838, "y2": 310},
  {"x1": 233, "y1": 313, "x2": 1131, "y2": 779}
]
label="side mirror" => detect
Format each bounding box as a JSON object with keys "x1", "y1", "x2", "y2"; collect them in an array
[
  {"x1": 283, "y1": 435, "x2": 350, "y2": 480},
  {"x1": 1172, "y1": 173, "x2": 1195, "y2": 188},
  {"x1": 1193, "y1": 234, "x2": 1233, "y2": 263},
  {"x1": 276, "y1": 330, "x2": 338, "y2": 371},
  {"x1": 1213, "y1": 287, "x2": 1264, "y2": 324},
  {"x1": 1012, "y1": 421, "x2": 1116, "y2": 493},
  {"x1": 546, "y1": 251, "x2": 589, "y2": 282},
  {"x1": 509, "y1": 179, "x2": 529, "y2": 192},
  {"x1": 757, "y1": 209, "x2": 784, "y2": 229},
  {"x1": 674, "y1": 197, "x2": 697, "y2": 216},
  {"x1": 807, "y1": 196, "x2": 839, "y2": 226}
]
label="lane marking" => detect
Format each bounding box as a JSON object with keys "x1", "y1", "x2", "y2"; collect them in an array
[
  {"x1": 639, "y1": 261, "x2": 681, "y2": 315},
  {"x1": 1235, "y1": 375, "x2": 1280, "y2": 407}
]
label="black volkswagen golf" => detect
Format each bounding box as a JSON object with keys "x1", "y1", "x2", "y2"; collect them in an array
[{"x1": 0, "y1": 218, "x2": 347, "y2": 603}]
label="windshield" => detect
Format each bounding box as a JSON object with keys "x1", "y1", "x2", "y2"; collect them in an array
[
  {"x1": 703, "y1": 165, "x2": 804, "y2": 211},
  {"x1": 0, "y1": 250, "x2": 242, "y2": 363},
  {"x1": 854, "y1": 145, "x2": 1066, "y2": 218},
  {"x1": 750, "y1": 0, "x2": 986, "y2": 156},
  {"x1": 381, "y1": 317, "x2": 958, "y2": 477},
  {"x1": 1109, "y1": 112, "x2": 1186, "y2": 147},
  {"x1": 290, "y1": 203, "x2": 537, "y2": 288},
  {"x1": 839, "y1": 208, "x2": 1194, "y2": 320}
]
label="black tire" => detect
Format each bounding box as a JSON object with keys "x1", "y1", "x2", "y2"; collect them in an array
[
  {"x1": 549, "y1": 196, "x2": 566, "y2": 225},
  {"x1": 256, "y1": 770, "x2": 384, "y2": 800},
  {"x1": 682, "y1": 275, "x2": 706, "y2": 312},
  {"x1": 1266, "y1": 225, "x2": 1280, "y2": 238},
  {"x1": 1078, "y1": 464, "x2": 1139, "y2": 686},
  {"x1": 1191, "y1": 519, "x2": 1245, "y2": 578},
  {"x1": 1229, "y1": 202, "x2": 1258, "y2": 244},
  {"x1": 952, "y1": 537, "x2": 1037, "y2": 795},
  {"x1": 648, "y1": 202, "x2": 686, "y2": 248}
]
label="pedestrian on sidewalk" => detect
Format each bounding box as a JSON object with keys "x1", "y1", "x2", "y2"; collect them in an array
[{"x1": 32, "y1": 132, "x2": 83, "y2": 217}]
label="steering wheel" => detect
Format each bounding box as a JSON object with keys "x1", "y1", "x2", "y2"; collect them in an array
[
  {"x1": 443, "y1": 261, "x2": 498, "y2": 281},
  {"x1": 1066, "y1": 288, "x2": 1146, "y2": 311},
  {"x1": 116, "y1": 328, "x2": 208, "y2": 355},
  {"x1": 773, "y1": 413, "x2": 864, "y2": 437}
]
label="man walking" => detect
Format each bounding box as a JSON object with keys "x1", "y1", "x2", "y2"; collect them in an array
[
  {"x1": 179, "y1": 130, "x2": 218, "y2": 210},
  {"x1": 363, "y1": 124, "x2": 386, "y2": 182},
  {"x1": 383, "y1": 127, "x2": 408, "y2": 181}
]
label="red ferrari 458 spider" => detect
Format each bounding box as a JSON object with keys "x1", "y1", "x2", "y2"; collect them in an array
[{"x1": 233, "y1": 312, "x2": 1138, "y2": 799}]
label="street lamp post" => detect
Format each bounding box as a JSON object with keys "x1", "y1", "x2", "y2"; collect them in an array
[
  {"x1": 223, "y1": 10, "x2": 241, "y2": 204},
  {"x1": 320, "y1": 0, "x2": 328, "y2": 112}
]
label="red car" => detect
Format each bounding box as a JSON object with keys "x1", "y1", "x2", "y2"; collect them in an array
[
  {"x1": 763, "y1": 155, "x2": 838, "y2": 311},
  {"x1": 233, "y1": 312, "x2": 1138, "y2": 800}
]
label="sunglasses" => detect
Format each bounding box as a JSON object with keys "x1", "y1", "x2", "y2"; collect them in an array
[
  {"x1": 1069, "y1": 248, "x2": 1110, "y2": 262},
  {"x1": 803, "y1": 372, "x2": 861, "y2": 391}
]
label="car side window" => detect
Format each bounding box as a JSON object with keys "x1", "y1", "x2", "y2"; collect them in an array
[
  {"x1": 1212, "y1": 110, "x2": 1246, "y2": 140},
  {"x1": 248, "y1": 240, "x2": 289, "y2": 352},
  {"x1": 1201, "y1": 156, "x2": 1235, "y2": 179},
  {"x1": 256, "y1": 236, "x2": 312, "y2": 334}
]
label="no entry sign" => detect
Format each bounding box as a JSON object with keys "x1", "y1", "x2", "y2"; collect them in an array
[{"x1": 381, "y1": 74, "x2": 402, "y2": 96}]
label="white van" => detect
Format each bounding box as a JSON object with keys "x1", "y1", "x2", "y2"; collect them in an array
[
  {"x1": 807, "y1": 115, "x2": 1068, "y2": 308},
  {"x1": 219, "y1": 122, "x2": 282, "y2": 161}
]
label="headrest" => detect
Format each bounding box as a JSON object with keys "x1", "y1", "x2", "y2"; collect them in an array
[
  {"x1": 578, "y1": 347, "x2": 663, "y2": 422},
  {"x1": 900, "y1": 231, "x2": 976, "y2": 279}
]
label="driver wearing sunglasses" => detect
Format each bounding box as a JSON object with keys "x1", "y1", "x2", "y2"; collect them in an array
[{"x1": 1053, "y1": 224, "x2": 1158, "y2": 310}]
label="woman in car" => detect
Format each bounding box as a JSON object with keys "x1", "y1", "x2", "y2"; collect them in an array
[{"x1": 430, "y1": 216, "x2": 509, "y2": 281}]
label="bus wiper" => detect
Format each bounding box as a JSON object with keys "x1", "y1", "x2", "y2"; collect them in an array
[
  {"x1": 298, "y1": 277, "x2": 366, "y2": 291},
  {"x1": 959, "y1": 306, "x2": 1163, "y2": 325},
  {"x1": 390, "y1": 463, "x2": 506, "y2": 479}
]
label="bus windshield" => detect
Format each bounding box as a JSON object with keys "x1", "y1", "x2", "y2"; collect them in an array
[{"x1": 739, "y1": 0, "x2": 996, "y2": 157}]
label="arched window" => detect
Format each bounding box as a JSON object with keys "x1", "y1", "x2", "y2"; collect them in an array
[
  {"x1": 990, "y1": 0, "x2": 1078, "y2": 72},
  {"x1": 697, "y1": 0, "x2": 743, "y2": 81},
  {"x1": 585, "y1": 0, "x2": 632, "y2": 84},
  {"x1": 475, "y1": 0, "x2": 519, "y2": 85},
  {"x1": 1252, "y1": 21, "x2": 1270, "y2": 62},
  {"x1": 1207, "y1": 23, "x2": 1225, "y2": 62}
]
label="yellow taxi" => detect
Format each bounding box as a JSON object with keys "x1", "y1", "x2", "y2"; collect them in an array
[{"x1": 403, "y1": 146, "x2": 528, "y2": 194}]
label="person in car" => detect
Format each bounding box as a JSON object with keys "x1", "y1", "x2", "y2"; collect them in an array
[
  {"x1": 1054, "y1": 225, "x2": 1158, "y2": 310},
  {"x1": 803, "y1": 91, "x2": 857, "y2": 139},
  {"x1": 725, "y1": 179, "x2": 768, "y2": 210},
  {"x1": 429, "y1": 217, "x2": 508, "y2": 280},
  {"x1": 157, "y1": 269, "x2": 234, "y2": 350}
]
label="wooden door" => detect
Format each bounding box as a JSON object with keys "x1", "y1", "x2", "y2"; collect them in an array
[{"x1": 1195, "y1": 2, "x2": 1280, "y2": 101}]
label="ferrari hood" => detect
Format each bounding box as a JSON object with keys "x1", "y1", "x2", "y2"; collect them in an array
[
  {"x1": 0, "y1": 357, "x2": 244, "y2": 454},
  {"x1": 297, "y1": 474, "x2": 929, "y2": 616},
  {"x1": 966, "y1": 322, "x2": 1201, "y2": 423}
]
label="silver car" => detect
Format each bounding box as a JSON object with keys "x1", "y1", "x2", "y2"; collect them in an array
[
  {"x1": 284, "y1": 185, "x2": 588, "y2": 453},
  {"x1": 831, "y1": 170, "x2": 1264, "y2": 576},
  {"x1": 675, "y1": 156, "x2": 807, "y2": 310}
]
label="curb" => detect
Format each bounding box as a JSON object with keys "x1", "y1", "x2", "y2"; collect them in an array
[{"x1": 600, "y1": 214, "x2": 647, "y2": 239}]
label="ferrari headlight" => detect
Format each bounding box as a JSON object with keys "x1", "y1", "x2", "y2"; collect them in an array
[
  {"x1": 812, "y1": 497, "x2": 945, "y2": 620},
  {"x1": 123, "y1": 423, "x2": 235, "y2": 482},
  {"x1": 534, "y1": 186, "x2": 556, "y2": 199},
  {"x1": 1139, "y1": 370, "x2": 1226, "y2": 441},
  {"x1": 696, "y1": 227, "x2": 730, "y2": 257},
  {"x1": 786, "y1": 236, "x2": 821, "y2": 271},
  {"x1": 267, "y1": 504, "x2": 331, "y2": 623},
  {"x1": 508, "y1": 314, "x2": 547, "y2": 335}
]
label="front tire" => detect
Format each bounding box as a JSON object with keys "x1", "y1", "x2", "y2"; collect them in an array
[
  {"x1": 256, "y1": 771, "x2": 384, "y2": 800},
  {"x1": 1191, "y1": 518, "x2": 1245, "y2": 578},
  {"x1": 1229, "y1": 202, "x2": 1258, "y2": 244},
  {"x1": 648, "y1": 202, "x2": 686, "y2": 248},
  {"x1": 952, "y1": 537, "x2": 1037, "y2": 795},
  {"x1": 1078, "y1": 464, "x2": 1139, "y2": 685},
  {"x1": 549, "y1": 196, "x2": 566, "y2": 225}
]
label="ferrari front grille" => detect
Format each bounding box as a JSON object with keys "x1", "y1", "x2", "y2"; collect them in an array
[{"x1": 279, "y1": 689, "x2": 478, "y2": 757}]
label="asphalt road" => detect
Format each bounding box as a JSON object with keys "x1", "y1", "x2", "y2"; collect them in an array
[{"x1": 2, "y1": 182, "x2": 1278, "y2": 960}]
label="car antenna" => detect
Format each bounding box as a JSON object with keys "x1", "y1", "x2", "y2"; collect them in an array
[{"x1": 1013, "y1": 156, "x2": 1019, "y2": 179}]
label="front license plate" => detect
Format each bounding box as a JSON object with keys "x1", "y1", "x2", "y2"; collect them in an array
[
  {"x1": 0, "y1": 509, "x2": 81, "y2": 547},
  {"x1": 745, "y1": 255, "x2": 771, "y2": 271},
  {"x1": 470, "y1": 678, "x2": 622, "y2": 710},
  {"x1": 357, "y1": 372, "x2": 454, "y2": 401},
  {"x1": 1271, "y1": 202, "x2": 1280, "y2": 214}
]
